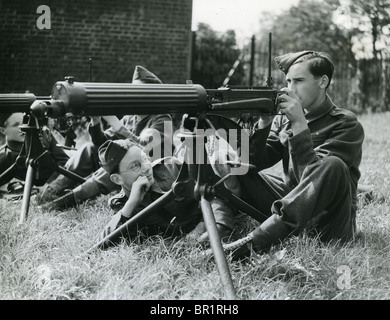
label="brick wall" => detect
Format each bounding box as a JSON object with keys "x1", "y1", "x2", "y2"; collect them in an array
[{"x1": 0, "y1": 0, "x2": 193, "y2": 95}]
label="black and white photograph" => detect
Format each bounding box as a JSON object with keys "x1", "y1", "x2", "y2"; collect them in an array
[{"x1": 0, "y1": 0, "x2": 389, "y2": 306}]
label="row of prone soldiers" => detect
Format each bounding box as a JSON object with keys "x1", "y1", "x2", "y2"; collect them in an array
[{"x1": 0, "y1": 51, "x2": 367, "y2": 258}]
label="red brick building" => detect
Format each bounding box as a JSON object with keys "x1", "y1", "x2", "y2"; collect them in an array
[{"x1": 0, "y1": 0, "x2": 193, "y2": 95}]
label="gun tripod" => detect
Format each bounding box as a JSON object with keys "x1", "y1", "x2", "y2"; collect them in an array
[
  {"x1": 0, "y1": 114, "x2": 86, "y2": 224},
  {"x1": 86, "y1": 113, "x2": 269, "y2": 300}
]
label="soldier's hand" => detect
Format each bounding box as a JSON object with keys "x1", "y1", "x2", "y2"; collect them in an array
[
  {"x1": 90, "y1": 116, "x2": 101, "y2": 126},
  {"x1": 257, "y1": 115, "x2": 275, "y2": 129},
  {"x1": 99, "y1": 211, "x2": 130, "y2": 240},
  {"x1": 277, "y1": 89, "x2": 308, "y2": 135},
  {"x1": 39, "y1": 125, "x2": 52, "y2": 149},
  {"x1": 129, "y1": 176, "x2": 152, "y2": 203}
]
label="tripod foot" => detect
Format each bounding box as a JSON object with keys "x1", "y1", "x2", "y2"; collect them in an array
[
  {"x1": 200, "y1": 197, "x2": 236, "y2": 300},
  {"x1": 202, "y1": 234, "x2": 254, "y2": 261},
  {"x1": 185, "y1": 221, "x2": 234, "y2": 244}
]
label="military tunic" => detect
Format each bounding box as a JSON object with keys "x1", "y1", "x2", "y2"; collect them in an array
[
  {"x1": 239, "y1": 95, "x2": 364, "y2": 247},
  {"x1": 0, "y1": 136, "x2": 69, "y2": 187}
]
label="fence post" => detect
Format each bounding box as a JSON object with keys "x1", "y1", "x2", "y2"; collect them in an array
[{"x1": 249, "y1": 35, "x2": 255, "y2": 86}]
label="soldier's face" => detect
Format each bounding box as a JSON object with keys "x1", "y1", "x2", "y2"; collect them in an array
[
  {"x1": 118, "y1": 146, "x2": 154, "y2": 189},
  {"x1": 2, "y1": 113, "x2": 25, "y2": 143},
  {"x1": 286, "y1": 61, "x2": 325, "y2": 111}
]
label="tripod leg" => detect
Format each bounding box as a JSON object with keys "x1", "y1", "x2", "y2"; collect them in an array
[
  {"x1": 200, "y1": 196, "x2": 236, "y2": 300},
  {"x1": 86, "y1": 190, "x2": 176, "y2": 253},
  {"x1": 19, "y1": 162, "x2": 35, "y2": 224},
  {"x1": 56, "y1": 165, "x2": 86, "y2": 184},
  {"x1": 0, "y1": 163, "x2": 17, "y2": 187},
  {"x1": 35, "y1": 151, "x2": 87, "y2": 184}
]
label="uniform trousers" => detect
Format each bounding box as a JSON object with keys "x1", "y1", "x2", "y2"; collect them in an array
[{"x1": 238, "y1": 156, "x2": 355, "y2": 245}]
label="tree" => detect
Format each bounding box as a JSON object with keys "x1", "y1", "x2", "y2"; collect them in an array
[
  {"x1": 346, "y1": 0, "x2": 390, "y2": 111},
  {"x1": 191, "y1": 23, "x2": 245, "y2": 88},
  {"x1": 257, "y1": 0, "x2": 356, "y2": 63},
  {"x1": 348, "y1": 0, "x2": 390, "y2": 60}
]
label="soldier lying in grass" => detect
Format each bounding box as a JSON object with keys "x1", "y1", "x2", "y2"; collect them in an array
[
  {"x1": 0, "y1": 112, "x2": 69, "y2": 193},
  {"x1": 97, "y1": 138, "x2": 239, "y2": 244}
]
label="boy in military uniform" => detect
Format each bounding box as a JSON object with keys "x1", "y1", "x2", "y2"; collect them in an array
[
  {"x1": 0, "y1": 112, "x2": 69, "y2": 193},
  {"x1": 222, "y1": 51, "x2": 364, "y2": 256},
  {"x1": 96, "y1": 139, "x2": 237, "y2": 244}
]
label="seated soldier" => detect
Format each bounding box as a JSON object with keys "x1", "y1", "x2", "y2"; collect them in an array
[
  {"x1": 37, "y1": 66, "x2": 173, "y2": 208},
  {"x1": 217, "y1": 51, "x2": 365, "y2": 258},
  {"x1": 96, "y1": 139, "x2": 238, "y2": 244},
  {"x1": 0, "y1": 112, "x2": 69, "y2": 192}
]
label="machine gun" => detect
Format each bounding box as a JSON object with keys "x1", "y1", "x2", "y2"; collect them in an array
[{"x1": 25, "y1": 77, "x2": 278, "y2": 119}]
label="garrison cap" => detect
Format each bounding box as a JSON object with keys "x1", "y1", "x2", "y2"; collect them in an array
[
  {"x1": 98, "y1": 139, "x2": 138, "y2": 174},
  {"x1": 0, "y1": 113, "x2": 13, "y2": 127},
  {"x1": 274, "y1": 50, "x2": 314, "y2": 74},
  {"x1": 132, "y1": 65, "x2": 162, "y2": 84}
]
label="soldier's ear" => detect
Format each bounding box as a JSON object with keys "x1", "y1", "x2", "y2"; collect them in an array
[
  {"x1": 0, "y1": 127, "x2": 5, "y2": 135},
  {"x1": 110, "y1": 173, "x2": 124, "y2": 186},
  {"x1": 319, "y1": 75, "x2": 329, "y2": 89}
]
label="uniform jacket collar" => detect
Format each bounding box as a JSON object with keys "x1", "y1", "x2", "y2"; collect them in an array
[
  {"x1": 305, "y1": 94, "x2": 335, "y2": 123},
  {"x1": 6, "y1": 139, "x2": 23, "y2": 152}
]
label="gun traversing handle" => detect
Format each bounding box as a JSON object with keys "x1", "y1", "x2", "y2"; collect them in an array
[{"x1": 30, "y1": 99, "x2": 65, "y2": 119}]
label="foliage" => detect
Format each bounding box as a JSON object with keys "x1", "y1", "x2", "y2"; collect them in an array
[
  {"x1": 191, "y1": 23, "x2": 246, "y2": 88},
  {"x1": 348, "y1": 0, "x2": 390, "y2": 59},
  {"x1": 257, "y1": 0, "x2": 356, "y2": 64}
]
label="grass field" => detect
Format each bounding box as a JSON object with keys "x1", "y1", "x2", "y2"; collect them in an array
[{"x1": 0, "y1": 112, "x2": 389, "y2": 300}]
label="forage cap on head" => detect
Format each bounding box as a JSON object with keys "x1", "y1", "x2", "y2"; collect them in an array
[
  {"x1": 274, "y1": 50, "x2": 314, "y2": 74},
  {"x1": 98, "y1": 139, "x2": 138, "y2": 174},
  {"x1": 0, "y1": 113, "x2": 13, "y2": 127},
  {"x1": 132, "y1": 65, "x2": 162, "y2": 84}
]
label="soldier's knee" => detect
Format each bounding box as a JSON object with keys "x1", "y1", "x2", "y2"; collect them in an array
[{"x1": 319, "y1": 156, "x2": 349, "y2": 177}]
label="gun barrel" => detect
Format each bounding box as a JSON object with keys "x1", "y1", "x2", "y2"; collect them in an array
[
  {"x1": 211, "y1": 98, "x2": 275, "y2": 114},
  {"x1": 50, "y1": 79, "x2": 209, "y2": 117},
  {"x1": 0, "y1": 93, "x2": 37, "y2": 113}
]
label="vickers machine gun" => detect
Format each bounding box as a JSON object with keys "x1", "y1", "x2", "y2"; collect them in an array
[{"x1": 0, "y1": 34, "x2": 281, "y2": 300}]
